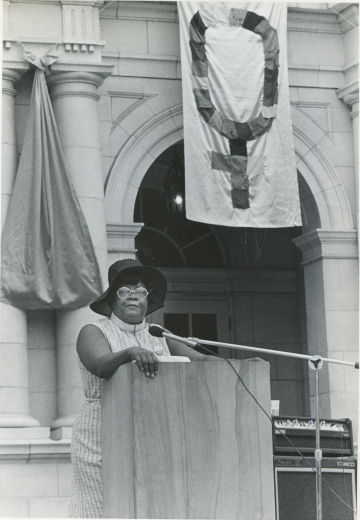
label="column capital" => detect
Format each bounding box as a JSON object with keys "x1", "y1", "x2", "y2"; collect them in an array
[
  {"x1": 2, "y1": 65, "x2": 30, "y2": 95},
  {"x1": 47, "y1": 65, "x2": 113, "y2": 100},
  {"x1": 107, "y1": 222, "x2": 144, "y2": 258},
  {"x1": 337, "y1": 80, "x2": 359, "y2": 109},
  {"x1": 2, "y1": 68, "x2": 22, "y2": 84},
  {"x1": 293, "y1": 229, "x2": 358, "y2": 265}
]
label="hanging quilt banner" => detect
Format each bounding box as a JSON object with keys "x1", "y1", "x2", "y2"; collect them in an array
[
  {"x1": 178, "y1": 2, "x2": 302, "y2": 227},
  {"x1": 1, "y1": 48, "x2": 104, "y2": 309}
]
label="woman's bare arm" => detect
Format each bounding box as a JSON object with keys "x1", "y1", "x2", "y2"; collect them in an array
[{"x1": 77, "y1": 325, "x2": 159, "y2": 378}]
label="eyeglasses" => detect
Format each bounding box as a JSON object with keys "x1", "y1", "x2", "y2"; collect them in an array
[{"x1": 116, "y1": 287, "x2": 148, "y2": 300}]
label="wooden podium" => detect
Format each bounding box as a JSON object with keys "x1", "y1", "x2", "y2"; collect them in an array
[{"x1": 102, "y1": 358, "x2": 275, "y2": 519}]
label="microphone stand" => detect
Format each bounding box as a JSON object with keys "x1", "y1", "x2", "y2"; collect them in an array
[
  {"x1": 313, "y1": 361, "x2": 322, "y2": 520},
  {"x1": 161, "y1": 330, "x2": 358, "y2": 520},
  {"x1": 162, "y1": 330, "x2": 359, "y2": 369}
]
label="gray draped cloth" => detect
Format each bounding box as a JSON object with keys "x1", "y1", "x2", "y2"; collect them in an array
[{"x1": 1, "y1": 49, "x2": 103, "y2": 309}]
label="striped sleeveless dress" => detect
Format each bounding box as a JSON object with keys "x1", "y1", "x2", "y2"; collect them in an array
[{"x1": 68, "y1": 314, "x2": 170, "y2": 518}]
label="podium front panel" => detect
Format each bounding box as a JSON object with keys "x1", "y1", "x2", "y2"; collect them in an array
[{"x1": 102, "y1": 359, "x2": 275, "y2": 519}]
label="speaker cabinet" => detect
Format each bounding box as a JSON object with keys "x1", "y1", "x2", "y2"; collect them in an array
[{"x1": 274, "y1": 457, "x2": 356, "y2": 520}]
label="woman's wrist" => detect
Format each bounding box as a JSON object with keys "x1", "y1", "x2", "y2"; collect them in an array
[{"x1": 124, "y1": 347, "x2": 133, "y2": 363}]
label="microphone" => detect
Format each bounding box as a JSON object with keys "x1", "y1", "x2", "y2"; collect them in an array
[
  {"x1": 148, "y1": 324, "x2": 198, "y2": 348},
  {"x1": 148, "y1": 324, "x2": 165, "y2": 338}
]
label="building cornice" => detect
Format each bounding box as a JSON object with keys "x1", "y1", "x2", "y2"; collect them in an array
[
  {"x1": 100, "y1": 1, "x2": 178, "y2": 23},
  {"x1": 287, "y1": 9, "x2": 341, "y2": 34}
]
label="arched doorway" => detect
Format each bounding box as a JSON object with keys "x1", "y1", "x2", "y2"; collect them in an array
[
  {"x1": 132, "y1": 141, "x2": 309, "y2": 415},
  {"x1": 105, "y1": 105, "x2": 357, "y2": 423}
]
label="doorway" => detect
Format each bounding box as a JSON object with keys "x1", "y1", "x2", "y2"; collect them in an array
[{"x1": 148, "y1": 296, "x2": 232, "y2": 356}]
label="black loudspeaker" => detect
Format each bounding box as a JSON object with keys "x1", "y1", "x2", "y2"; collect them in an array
[{"x1": 274, "y1": 457, "x2": 357, "y2": 520}]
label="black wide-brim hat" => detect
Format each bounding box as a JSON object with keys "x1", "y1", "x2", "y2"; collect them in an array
[{"x1": 90, "y1": 258, "x2": 167, "y2": 317}]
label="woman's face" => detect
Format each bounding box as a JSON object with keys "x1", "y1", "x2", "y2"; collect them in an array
[{"x1": 112, "y1": 280, "x2": 148, "y2": 324}]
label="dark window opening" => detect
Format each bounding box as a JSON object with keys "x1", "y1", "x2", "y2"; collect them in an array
[{"x1": 164, "y1": 313, "x2": 218, "y2": 356}]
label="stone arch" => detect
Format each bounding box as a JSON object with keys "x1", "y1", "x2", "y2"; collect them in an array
[
  {"x1": 105, "y1": 104, "x2": 354, "y2": 231},
  {"x1": 105, "y1": 104, "x2": 183, "y2": 224},
  {"x1": 291, "y1": 108, "x2": 353, "y2": 230}
]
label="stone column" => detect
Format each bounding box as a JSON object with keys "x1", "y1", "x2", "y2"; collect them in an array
[
  {"x1": 336, "y1": 3, "x2": 359, "y2": 229},
  {"x1": 293, "y1": 230, "x2": 359, "y2": 436},
  {"x1": 0, "y1": 68, "x2": 39, "y2": 427},
  {"x1": 47, "y1": 69, "x2": 111, "y2": 435},
  {"x1": 337, "y1": 87, "x2": 359, "y2": 228}
]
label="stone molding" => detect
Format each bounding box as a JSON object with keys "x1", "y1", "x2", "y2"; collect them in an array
[
  {"x1": 350, "y1": 106, "x2": 359, "y2": 120},
  {"x1": 47, "y1": 68, "x2": 113, "y2": 89},
  {"x1": 106, "y1": 222, "x2": 144, "y2": 255},
  {"x1": 292, "y1": 100, "x2": 334, "y2": 139},
  {"x1": 3, "y1": 0, "x2": 107, "y2": 66},
  {"x1": 99, "y1": 1, "x2": 178, "y2": 23},
  {"x1": 2, "y1": 68, "x2": 22, "y2": 85},
  {"x1": 50, "y1": 90, "x2": 100, "y2": 101},
  {"x1": 160, "y1": 267, "x2": 298, "y2": 295},
  {"x1": 0, "y1": 415, "x2": 40, "y2": 428},
  {"x1": 47, "y1": 68, "x2": 113, "y2": 105},
  {"x1": 287, "y1": 9, "x2": 341, "y2": 34},
  {"x1": 330, "y1": 3, "x2": 359, "y2": 34},
  {"x1": 2, "y1": 86, "x2": 17, "y2": 98},
  {"x1": 2, "y1": 66, "x2": 29, "y2": 96},
  {"x1": 0, "y1": 426, "x2": 72, "y2": 455},
  {"x1": 60, "y1": 0, "x2": 104, "y2": 5},
  {"x1": 49, "y1": 62, "x2": 114, "y2": 76},
  {"x1": 0, "y1": 439, "x2": 71, "y2": 463},
  {"x1": 50, "y1": 416, "x2": 78, "y2": 430},
  {"x1": 105, "y1": 103, "x2": 183, "y2": 223},
  {"x1": 63, "y1": 43, "x2": 97, "y2": 53},
  {"x1": 108, "y1": 91, "x2": 158, "y2": 134},
  {"x1": 337, "y1": 80, "x2": 359, "y2": 108},
  {"x1": 293, "y1": 229, "x2": 358, "y2": 265},
  {"x1": 106, "y1": 223, "x2": 144, "y2": 236},
  {"x1": 291, "y1": 121, "x2": 354, "y2": 230},
  {"x1": 61, "y1": 1, "x2": 103, "y2": 43}
]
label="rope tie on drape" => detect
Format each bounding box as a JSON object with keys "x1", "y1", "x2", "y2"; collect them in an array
[{"x1": 1, "y1": 46, "x2": 104, "y2": 309}]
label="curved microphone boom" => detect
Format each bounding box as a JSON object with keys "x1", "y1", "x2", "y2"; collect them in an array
[{"x1": 149, "y1": 325, "x2": 359, "y2": 369}]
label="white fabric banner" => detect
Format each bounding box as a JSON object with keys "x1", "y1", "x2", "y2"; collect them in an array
[{"x1": 178, "y1": 2, "x2": 302, "y2": 227}]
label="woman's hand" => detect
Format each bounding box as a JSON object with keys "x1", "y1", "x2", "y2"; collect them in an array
[{"x1": 127, "y1": 347, "x2": 158, "y2": 377}]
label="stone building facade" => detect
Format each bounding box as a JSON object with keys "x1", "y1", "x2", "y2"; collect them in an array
[{"x1": 1, "y1": 1, "x2": 358, "y2": 517}]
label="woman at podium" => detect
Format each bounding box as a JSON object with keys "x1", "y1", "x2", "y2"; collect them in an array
[{"x1": 69, "y1": 258, "x2": 220, "y2": 518}]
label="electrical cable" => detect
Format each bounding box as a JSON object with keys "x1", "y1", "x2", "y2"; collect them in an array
[
  {"x1": 319, "y1": 420, "x2": 353, "y2": 515},
  {"x1": 339, "y1": 431, "x2": 352, "y2": 519},
  {"x1": 198, "y1": 344, "x2": 357, "y2": 514}
]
